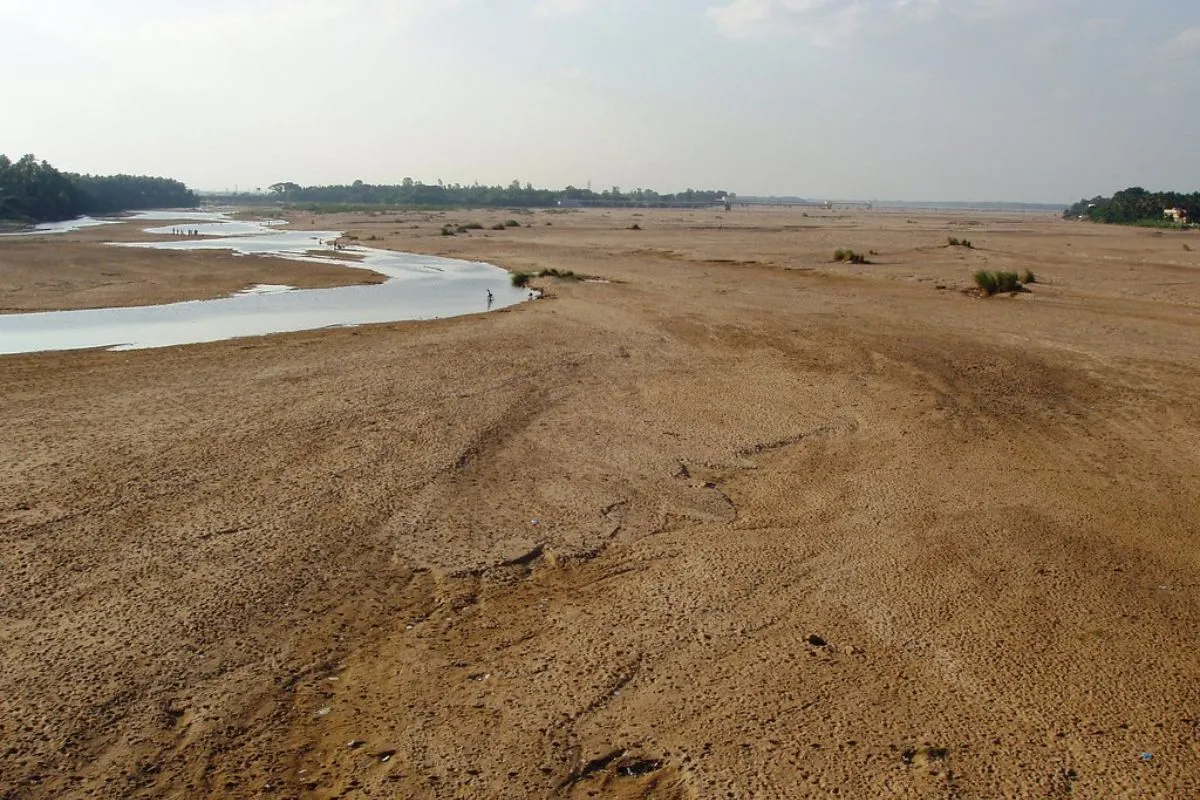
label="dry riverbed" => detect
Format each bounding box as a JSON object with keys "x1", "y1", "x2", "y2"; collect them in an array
[{"x1": 2, "y1": 207, "x2": 1199, "y2": 798}]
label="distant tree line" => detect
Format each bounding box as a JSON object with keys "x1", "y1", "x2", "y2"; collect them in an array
[
  {"x1": 0, "y1": 154, "x2": 198, "y2": 223},
  {"x1": 264, "y1": 178, "x2": 730, "y2": 209},
  {"x1": 1065, "y1": 187, "x2": 1199, "y2": 226}
]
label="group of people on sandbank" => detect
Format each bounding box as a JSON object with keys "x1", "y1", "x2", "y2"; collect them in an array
[{"x1": 168, "y1": 228, "x2": 201, "y2": 237}]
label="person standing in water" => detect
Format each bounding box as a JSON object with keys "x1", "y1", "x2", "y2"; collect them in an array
[{"x1": 486, "y1": 290, "x2": 494, "y2": 308}]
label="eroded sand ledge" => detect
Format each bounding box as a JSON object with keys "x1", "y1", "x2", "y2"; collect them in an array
[{"x1": 2, "y1": 207, "x2": 1199, "y2": 797}]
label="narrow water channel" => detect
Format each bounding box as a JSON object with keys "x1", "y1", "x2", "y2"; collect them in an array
[{"x1": 0, "y1": 210, "x2": 531, "y2": 354}]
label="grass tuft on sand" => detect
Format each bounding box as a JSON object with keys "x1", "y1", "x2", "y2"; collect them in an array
[
  {"x1": 512, "y1": 268, "x2": 580, "y2": 287},
  {"x1": 974, "y1": 270, "x2": 1025, "y2": 296},
  {"x1": 833, "y1": 248, "x2": 869, "y2": 264}
]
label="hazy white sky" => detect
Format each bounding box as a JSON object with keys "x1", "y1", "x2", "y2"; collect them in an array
[{"x1": 2, "y1": 0, "x2": 1197, "y2": 201}]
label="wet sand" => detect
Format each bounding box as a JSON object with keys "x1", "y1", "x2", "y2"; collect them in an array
[{"x1": 2, "y1": 208, "x2": 1199, "y2": 797}]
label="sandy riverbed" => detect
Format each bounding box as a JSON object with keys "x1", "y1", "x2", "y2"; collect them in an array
[{"x1": 2, "y1": 207, "x2": 1199, "y2": 798}]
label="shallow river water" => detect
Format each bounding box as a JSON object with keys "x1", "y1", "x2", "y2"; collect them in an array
[
  {"x1": 0, "y1": 211, "x2": 530, "y2": 354},
  {"x1": 2, "y1": 216, "x2": 121, "y2": 236}
]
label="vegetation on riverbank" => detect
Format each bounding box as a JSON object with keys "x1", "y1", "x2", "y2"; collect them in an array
[
  {"x1": 511, "y1": 268, "x2": 580, "y2": 287},
  {"x1": 260, "y1": 179, "x2": 729, "y2": 210},
  {"x1": 1065, "y1": 187, "x2": 1199, "y2": 227},
  {"x1": 0, "y1": 154, "x2": 197, "y2": 223}
]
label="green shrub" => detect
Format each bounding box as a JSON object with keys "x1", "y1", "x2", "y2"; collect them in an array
[
  {"x1": 948, "y1": 237, "x2": 974, "y2": 248},
  {"x1": 974, "y1": 270, "x2": 997, "y2": 295},
  {"x1": 490, "y1": 223, "x2": 506, "y2": 231},
  {"x1": 1021, "y1": 269, "x2": 1036, "y2": 284},
  {"x1": 504, "y1": 219, "x2": 521, "y2": 227},
  {"x1": 511, "y1": 271, "x2": 532, "y2": 287},
  {"x1": 996, "y1": 271, "x2": 1022, "y2": 292},
  {"x1": 460, "y1": 222, "x2": 484, "y2": 231},
  {"x1": 629, "y1": 223, "x2": 642, "y2": 230},
  {"x1": 974, "y1": 270, "x2": 1024, "y2": 296},
  {"x1": 440, "y1": 225, "x2": 455, "y2": 236},
  {"x1": 1185, "y1": 243, "x2": 1193, "y2": 252},
  {"x1": 833, "y1": 248, "x2": 868, "y2": 264}
]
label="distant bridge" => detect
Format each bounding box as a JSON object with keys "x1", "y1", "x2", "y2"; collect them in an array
[
  {"x1": 557, "y1": 199, "x2": 730, "y2": 210},
  {"x1": 733, "y1": 199, "x2": 873, "y2": 210},
  {"x1": 555, "y1": 198, "x2": 874, "y2": 212}
]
